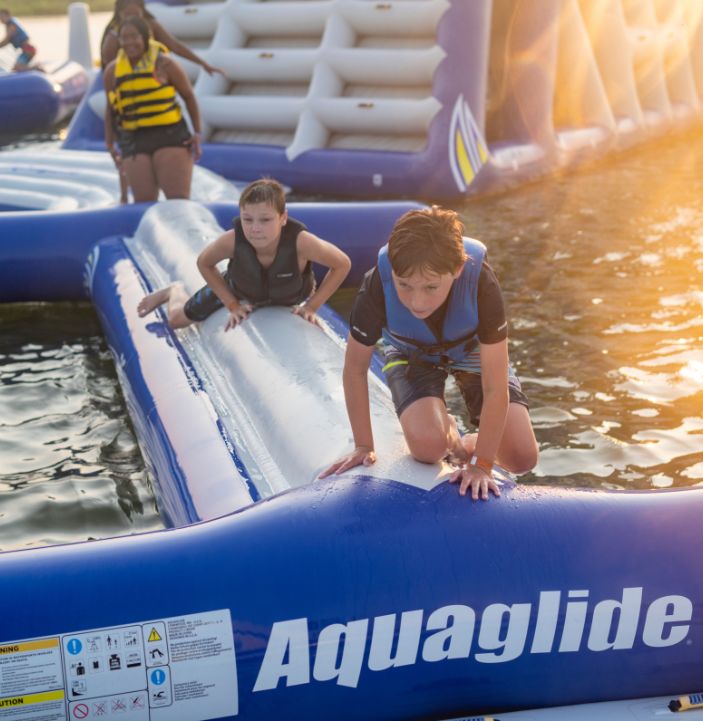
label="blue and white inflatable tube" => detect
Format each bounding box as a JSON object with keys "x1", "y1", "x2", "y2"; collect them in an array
[
  {"x1": 0, "y1": 61, "x2": 89, "y2": 135},
  {"x1": 1, "y1": 201, "x2": 702, "y2": 721}
]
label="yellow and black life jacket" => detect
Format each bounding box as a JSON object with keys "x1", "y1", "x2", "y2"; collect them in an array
[{"x1": 111, "y1": 40, "x2": 182, "y2": 131}]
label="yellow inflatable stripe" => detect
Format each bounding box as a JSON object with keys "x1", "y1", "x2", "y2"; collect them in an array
[
  {"x1": 455, "y1": 131, "x2": 475, "y2": 185},
  {"x1": 478, "y1": 137, "x2": 489, "y2": 163}
]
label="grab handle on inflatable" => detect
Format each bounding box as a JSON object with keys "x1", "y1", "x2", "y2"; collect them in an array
[{"x1": 669, "y1": 692, "x2": 703, "y2": 712}]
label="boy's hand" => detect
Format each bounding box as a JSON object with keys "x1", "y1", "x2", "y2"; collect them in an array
[
  {"x1": 319, "y1": 447, "x2": 376, "y2": 478},
  {"x1": 292, "y1": 302, "x2": 320, "y2": 326},
  {"x1": 448, "y1": 466, "x2": 501, "y2": 501},
  {"x1": 225, "y1": 302, "x2": 252, "y2": 331}
]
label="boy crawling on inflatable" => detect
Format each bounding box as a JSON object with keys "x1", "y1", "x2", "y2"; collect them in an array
[
  {"x1": 137, "y1": 178, "x2": 351, "y2": 331},
  {"x1": 321, "y1": 206, "x2": 538, "y2": 500}
]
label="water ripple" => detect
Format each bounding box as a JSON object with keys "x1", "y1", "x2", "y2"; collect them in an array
[{"x1": 0, "y1": 303, "x2": 162, "y2": 551}]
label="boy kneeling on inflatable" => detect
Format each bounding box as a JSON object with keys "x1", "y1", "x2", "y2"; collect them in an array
[{"x1": 321, "y1": 206, "x2": 538, "y2": 500}]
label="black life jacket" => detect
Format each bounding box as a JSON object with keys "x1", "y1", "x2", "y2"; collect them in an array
[{"x1": 227, "y1": 217, "x2": 315, "y2": 306}]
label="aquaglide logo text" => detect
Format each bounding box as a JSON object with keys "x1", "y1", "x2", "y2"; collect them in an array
[{"x1": 253, "y1": 587, "x2": 692, "y2": 691}]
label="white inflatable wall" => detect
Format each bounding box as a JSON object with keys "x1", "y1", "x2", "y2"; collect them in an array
[
  {"x1": 150, "y1": 0, "x2": 448, "y2": 155},
  {"x1": 0, "y1": 149, "x2": 238, "y2": 210},
  {"x1": 148, "y1": 0, "x2": 703, "y2": 172}
]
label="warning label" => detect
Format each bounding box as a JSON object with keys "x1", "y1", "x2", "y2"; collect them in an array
[
  {"x1": 0, "y1": 638, "x2": 65, "y2": 721},
  {"x1": 0, "y1": 610, "x2": 236, "y2": 721},
  {"x1": 147, "y1": 629, "x2": 161, "y2": 643}
]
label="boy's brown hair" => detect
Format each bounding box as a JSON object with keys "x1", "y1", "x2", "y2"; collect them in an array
[
  {"x1": 387, "y1": 205, "x2": 467, "y2": 277},
  {"x1": 239, "y1": 178, "x2": 286, "y2": 215}
]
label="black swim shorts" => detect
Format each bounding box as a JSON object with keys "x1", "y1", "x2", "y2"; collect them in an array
[
  {"x1": 183, "y1": 273, "x2": 236, "y2": 322},
  {"x1": 382, "y1": 349, "x2": 529, "y2": 426},
  {"x1": 119, "y1": 119, "x2": 192, "y2": 159}
]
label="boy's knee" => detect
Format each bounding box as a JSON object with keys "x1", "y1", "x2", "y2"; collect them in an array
[
  {"x1": 503, "y1": 446, "x2": 539, "y2": 475},
  {"x1": 405, "y1": 427, "x2": 447, "y2": 465}
]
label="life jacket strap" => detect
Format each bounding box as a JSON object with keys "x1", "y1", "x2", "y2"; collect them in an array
[{"x1": 386, "y1": 330, "x2": 478, "y2": 357}]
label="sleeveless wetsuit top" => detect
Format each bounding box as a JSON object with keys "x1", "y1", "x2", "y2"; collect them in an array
[
  {"x1": 111, "y1": 39, "x2": 182, "y2": 131},
  {"x1": 378, "y1": 237, "x2": 486, "y2": 367},
  {"x1": 227, "y1": 217, "x2": 315, "y2": 306}
]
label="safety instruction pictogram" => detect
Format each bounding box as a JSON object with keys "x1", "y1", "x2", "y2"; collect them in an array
[
  {"x1": 142, "y1": 623, "x2": 168, "y2": 668},
  {"x1": 72, "y1": 702, "x2": 89, "y2": 718}
]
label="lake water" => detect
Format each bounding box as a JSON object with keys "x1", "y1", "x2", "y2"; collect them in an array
[
  {"x1": 0, "y1": 303, "x2": 162, "y2": 551},
  {"x1": 2, "y1": 12, "x2": 703, "y2": 551},
  {"x1": 453, "y1": 132, "x2": 703, "y2": 491}
]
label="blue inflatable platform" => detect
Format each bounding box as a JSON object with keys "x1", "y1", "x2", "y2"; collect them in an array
[
  {"x1": 0, "y1": 61, "x2": 89, "y2": 135},
  {"x1": 1, "y1": 198, "x2": 702, "y2": 721}
]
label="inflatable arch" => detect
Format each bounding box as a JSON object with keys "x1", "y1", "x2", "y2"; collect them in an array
[{"x1": 64, "y1": 0, "x2": 703, "y2": 198}]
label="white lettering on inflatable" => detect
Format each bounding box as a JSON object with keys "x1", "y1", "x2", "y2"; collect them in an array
[
  {"x1": 368, "y1": 611, "x2": 423, "y2": 671},
  {"x1": 252, "y1": 588, "x2": 694, "y2": 693},
  {"x1": 642, "y1": 595, "x2": 693, "y2": 647},
  {"x1": 588, "y1": 587, "x2": 642, "y2": 651},
  {"x1": 312, "y1": 620, "x2": 368, "y2": 688},
  {"x1": 475, "y1": 603, "x2": 531, "y2": 663},
  {"x1": 253, "y1": 618, "x2": 310, "y2": 691},
  {"x1": 530, "y1": 591, "x2": 560, "y2": 653},
  {"x1": 559, "y1": 590, "x2": 589, "y2": 652},
  {"x1": 422, "y1": 605, "x2": 475, "y2": 662}
]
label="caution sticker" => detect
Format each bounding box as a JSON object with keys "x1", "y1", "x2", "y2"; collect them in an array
[
  {"x1": 0, "y1": 637, "x2": 65, "y2": 720},
  {"x1": 1, "y1": 609, "x2": 236, "y2": 721}
]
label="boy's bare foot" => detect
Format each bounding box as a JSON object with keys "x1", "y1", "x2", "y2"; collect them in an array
[
  {"x1": 137, "y1": 287, "x2": 171, "y2": 317},
  {"x1": 459, "y1": 430, "x2": 477, "y2": 459},
  {"x1": 444, "y1": 415, "x2": 474, "y2": 466}
]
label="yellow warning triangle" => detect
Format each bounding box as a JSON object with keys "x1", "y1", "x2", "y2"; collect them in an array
[{"x1": 147, "y1": 628, "x2": 162, "y2": 642}]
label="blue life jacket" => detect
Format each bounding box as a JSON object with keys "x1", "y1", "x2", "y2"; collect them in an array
[
  {"x1": 9, "y1": 18, "x2": 29, "y2": 48},
  {"x1": 378, "y1": 237, "x2": 486, "y2": 367}
]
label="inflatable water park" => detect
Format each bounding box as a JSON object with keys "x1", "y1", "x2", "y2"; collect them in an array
[
  {"x1": 63, "y1": 0, "x2": 703, "y2": 198},
  {"x1": 2, "y1": 2, "x2": 703, "y2": 720},
  {"x1": 2, "y1": 169, "x2": 703, "y2": 721}
]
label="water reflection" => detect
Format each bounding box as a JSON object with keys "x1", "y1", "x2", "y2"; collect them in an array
[
  {"x1": 454, "y1": 130, "x2": 703, "y2": 489},
  {"x1": 0, "y1": 303, "x2": 162, "y2": 550}
]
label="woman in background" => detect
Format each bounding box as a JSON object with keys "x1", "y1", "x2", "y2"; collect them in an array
[
  {"x1": 101, "y1": 0, "x2": 221, "y2": 75},
  {"x1": 103, "y1": 16, "x2": 202, "y2": 202}
]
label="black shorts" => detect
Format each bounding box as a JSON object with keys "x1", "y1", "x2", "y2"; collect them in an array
[
  {"x1": 382, "y1": 350, "x2": 529, "y2": 426},
  {"x1": 119, "y1": 119, "x2": 191, "y2": 159},
  {"x1": 183, "y1": 273, "x2": 236, "y2": 322}
]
